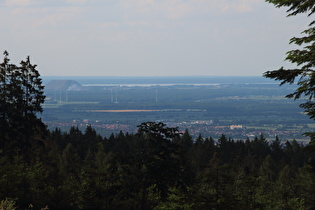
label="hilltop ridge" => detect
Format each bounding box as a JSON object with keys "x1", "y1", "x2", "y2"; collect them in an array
[{"x1": 45, "y1": 80, "x2": 83, "y2": 91}]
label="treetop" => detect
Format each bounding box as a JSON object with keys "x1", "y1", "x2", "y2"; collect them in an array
[{"x1": 266, "y1": 0, "x2": 315, "y2": 16}]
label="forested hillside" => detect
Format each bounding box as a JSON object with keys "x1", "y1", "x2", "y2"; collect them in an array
[{"x1": 1, "y1": 122, "x2": 315, "y2": 209}]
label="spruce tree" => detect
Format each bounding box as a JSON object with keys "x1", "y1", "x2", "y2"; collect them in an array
[{"x1": 0, "y1": 51, "x2": 46, "y2": 158}]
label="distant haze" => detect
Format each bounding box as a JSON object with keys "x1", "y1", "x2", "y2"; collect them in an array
[
  {"x1": 42, "y1": 76, "x2": 277, "y2": 86},
  {"x1": 0, "y1": 0, "x2": 309, "y2": 77}
]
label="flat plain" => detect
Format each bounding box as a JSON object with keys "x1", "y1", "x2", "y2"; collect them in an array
[{"x1": 42, "y1": 76, "x2": 313, "y2": 142}]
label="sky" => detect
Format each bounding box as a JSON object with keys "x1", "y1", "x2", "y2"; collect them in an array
[{"x1": 0, "y1": 0, "x2": 311, "y2": 77}]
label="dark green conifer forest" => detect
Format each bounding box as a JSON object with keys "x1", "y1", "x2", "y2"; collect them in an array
[{"x1": 1, "y1": 118, "x2": 315, "y2": 209}]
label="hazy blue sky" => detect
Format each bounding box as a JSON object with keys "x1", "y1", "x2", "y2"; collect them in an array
[{"x1": 0, "y1": 0, "x2": 310, "y2": 76}]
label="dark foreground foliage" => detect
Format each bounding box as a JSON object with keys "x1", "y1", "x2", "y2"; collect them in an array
[{"x1": 0, "y1": 122, "x2": 315, "y2": 210}]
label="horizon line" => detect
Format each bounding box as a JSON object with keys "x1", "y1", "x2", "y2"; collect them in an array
[{"x1": 42, "y1": 75, "x2": 264, "y2": 77}]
